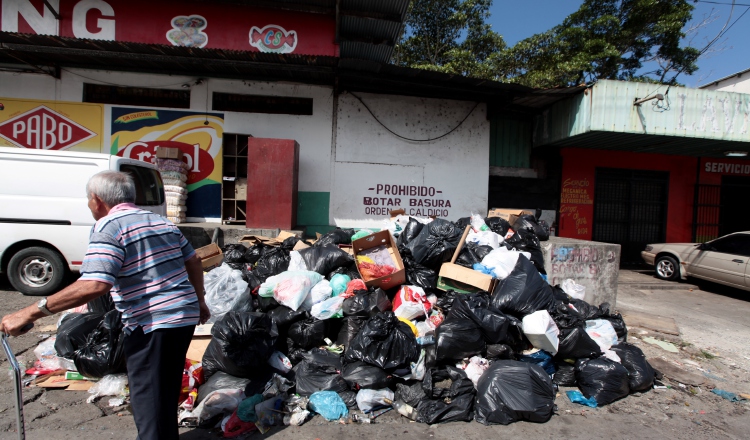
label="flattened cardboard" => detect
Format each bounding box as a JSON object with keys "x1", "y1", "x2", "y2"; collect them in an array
[
  {"x1": 186, "y1": 337, "x2": 211, "y2": 362},
  {"x1": 292, "y1": 240, "x2": 311, "y2": 251},
  {"x1": 352, "y1": 230, "x2": 405, "y2": 290},
  {"x1": 487, "y1": 208, "x2": 534, "y2": 222},
  {"x1": 193, "y1": 324, "x2": 213, "y2": 337},
  {"x1": 437, "y1": 225, "x2": 497, "y2": 293},
  {"x1": 66, "y1": 381, "x2": 95, "y2": 391},
  {"x1": 239, "y1": 235, "x2": 279, "y2": 247},
  {"x1": 195, "y1": 243, "x2": 223, "y2": 269}
]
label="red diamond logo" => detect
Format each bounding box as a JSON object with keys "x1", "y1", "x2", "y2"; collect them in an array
[{"x1": 0, "y1": 106, "x2": 97, "y2": 150}]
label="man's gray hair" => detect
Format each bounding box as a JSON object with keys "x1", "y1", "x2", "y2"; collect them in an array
[{"x1": 86, "y1": 170, "x2": 136, "y2": 206}]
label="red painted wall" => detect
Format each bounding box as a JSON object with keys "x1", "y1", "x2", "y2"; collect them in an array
[
  {"x1": 559, "y1": 148, "x2": 698, "y2": 243},
  {"x1": 3, "y1": 0, "x2": 337, "y2": 56}
]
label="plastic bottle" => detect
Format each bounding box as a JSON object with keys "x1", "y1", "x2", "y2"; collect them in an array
[
  {"x1": 470, "y1": 213, "x2": 489, "y2": 233},
  {"x1": 384, "y1": 398, "x2": 418, "y2": 421}
]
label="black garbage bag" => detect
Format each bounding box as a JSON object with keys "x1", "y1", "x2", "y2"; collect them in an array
[
  {"x1": 548, "y1": 300, "x2": 585, "y2": 330},
  {"x1": 253, "y1": 295, "x2": 280, "y2": 313},
  {"x1": 55, "y1": 312, "x2": 104, "y2": 360},
  {"x1": 344, "y1": 312, "x2": 419, "y2": 372},
  {"x1": 224, "y1": 244, "x2": 247, "y2": 264},
  {"x1": 435, "y1": 290, "x2": 458, "y2": 313},
  {"x1": 556, "y1": 326, "x2": 601, "y2": 360},
  {"x1": 341, "y1": 361, "x2": 391, "y2": 390},
  {"x1": 575, "y1": 358, "x2": 630, "y2": 405},
  {"x1": 293, "y1": 358, "x2": 349, "y2": 396},
  {"x1": 338, "y1": 390, "x2": 358, "y2": 409},
  {"x1": 513, "y1": 214, "x2": 550, "y2": 241},
  {"x1": 243, "y1": 365, "x2": 275, "y2": 396},
  {"x1": 314, "y1": 228, "x2": 356, "y2": 247},
  {"x1": 297, "y1": 245, "x2": 354, "y2": 275},
  {"x1": 326, "y1": 263, "x2": 361, "y2": 281},
  {"x1": 491, "y1": 255, "x2": 555, "y2": 317},
  {"x1": 300, "y1": 347, "x2": 343, "y2": 368},
  {"x1": 395, "y1": 382, "x2": 427, "y2": 407},
  {"x1": 486, "y1": 344, "x2": 515, "y2": 361},
  {"x1": 553, "y1": 362, "x2": 577, "y2": 387},
  {"x1": 244, "y1": 244, "x2": 266, "y2": 264},
  {"x1": 599, "y1": 304, "x2": 627, "y2": 343},
  {"x1": 416, "y1": 366, "x2": 476, "y2": 424},
  {"x1": 506, "y1": 229, "x2": 546, "y2": 274},
  {"x1": 396, "y1": 217, "x2": 424, "y2": 247},
  {"x1": 416, "y1": 393, "x2": 475, "y2": 424},
  {"x1": 288, "y1": 317, "x2": 327, "y2": 350},
  {"x1": 435, "y1": 299, "x2": 485, "y2": 362},
  {"x1": 280, "y1": 236, "x2": 303, "y2": 251},
  {"x1": 255, "y1": 246, "x2": 291, "y2": 277},
  {"x1": 454, "y1": 217, "x2": 471, "y2": 231},
  {"x1": 550, "y1": 285, "x2": 571, "y2": 303},
  {"x1": 485, "y1": 217, "x2": 511, "y2": 237},
  {"x1": 569, "y1": 298, "x2": 604, "y2": 320},
  {"x1": 267, "y1": 306, "x2": 309, "y2": 328},
  {"x1": 342, "y1": 288, "x2": 391, "y2": 317},
  {"x1": 73, "y1": 309, "x2": 126, "y2": 379},
  {"x1": 402, "y1": 254, "x2": 438, "y2": 290},
  {"x1": 474, "y1": 360, "x2": 556, "y2": 425},
  {"x1": 197, "y1": 371, "x2": 251, "y2": 405},
  {"x1": 336, "y1": 316, "x2": 367, "y2": 348},
  {"x1": 455, "y1": 243, "x2": 493, "y2": 269},
  {"x1": 202, "y1": 312, "x2": 279, "y2": 379},
  {"x1": 87, "y1": 294, "x2": 115, "y2": 314},
  {"x1": 263, "y1": 373, "x2": 295, "y2": 399},
  {"x1": 610, "y1": 343, "x2": 655, "y2": 392},
  {"x1": 406, "y1": 218, "x2": 462, "y2": 269}
]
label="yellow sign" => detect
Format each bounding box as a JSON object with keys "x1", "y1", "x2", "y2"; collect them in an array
[
  {"x1": 114, "y1": 110, "x2": 159, "y2": 124},
  {"x1": 0, "y1": 98, "x2": 104, "y2": 153}
]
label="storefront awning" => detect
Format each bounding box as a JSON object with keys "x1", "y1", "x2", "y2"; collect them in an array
[{"x1": 533, "y1": 80, "x2": 750, "y2": 158}]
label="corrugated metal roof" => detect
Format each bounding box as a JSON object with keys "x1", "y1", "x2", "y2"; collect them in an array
[
  {"x1": 343, "y1": 0, "x2": 410, "y2": 20},
  {"x1": 340, "y1": 41, "x2": 395, "y2": 65},
  {"x1": 340, "y1": 15, "x2": 403, "y2": 42}
]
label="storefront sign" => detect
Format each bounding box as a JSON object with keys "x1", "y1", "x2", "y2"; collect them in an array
[
  {"x1": 363, "y1": 183, "x2": 453, "y2": 218},
  {"x1": 110, "y1": 107, "x2": 224, "y2": 218},
  {"x1": 559, "y1": 177, "x2": 592, "y2": 238},
  {"x1": 0, "y1": 98, "x2": 103, "y2": 152},
  {"x1": 703, "y1": 161, "x2": 750, "y2": 175},
  {"x1": 0, "y1": 0, "x2": 336, "y2": 55}
]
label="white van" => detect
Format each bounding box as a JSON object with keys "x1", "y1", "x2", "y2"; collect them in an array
[{"x1": 0, "y1": 147, "x2": 166, "y2": 295}]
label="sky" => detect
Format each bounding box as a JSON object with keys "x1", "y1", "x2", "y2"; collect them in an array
[{"x1": 487, "y1": 0, "x2": 750, "y2": 87}]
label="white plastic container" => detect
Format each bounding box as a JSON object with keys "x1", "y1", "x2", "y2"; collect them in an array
[{"x1": 522, "y1": 310, "x2": 560, "y2": 355}]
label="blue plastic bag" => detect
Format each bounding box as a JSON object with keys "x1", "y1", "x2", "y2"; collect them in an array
[
  {"x1": 309, "y1": 391, "x2": 349, "y2": 421},
  {"x1": 518, "y1": 349, "x2": 556, "y2": 375},
  {"x1": 566, "y1": 390, "x2": 598, "y2": 408}
]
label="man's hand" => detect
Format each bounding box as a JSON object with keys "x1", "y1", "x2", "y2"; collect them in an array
[
  {"x1": 0, "y1": 308, "x2": 36, "y2": 337},
  {"x1": 199, "y1": 301, "x2": 211, "y2": 325}
]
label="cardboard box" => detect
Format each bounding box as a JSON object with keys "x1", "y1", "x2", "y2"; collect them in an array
[
  {"x1": 487, "y1": 208, "x2": 534, "y2": 223},
  {"x1": 195, "y1": 243, "x2": 223, "y2": 269},
  {"x1": 239, "y1": 230, "x2": 300, "y2": 248},
  {"x1": 437, "y1": 225, "x2": 497, "y2": 294},
  {"x1": 155, "y1": 146, "x2": 184, "y2": 160},
  {"x1": 352, "y1": 230, "x2": 405, "y2": 290}
]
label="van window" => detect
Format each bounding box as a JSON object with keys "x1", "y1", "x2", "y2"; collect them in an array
[{"x1": 121, "y1": 165, "x2": 165, "y2": 206}]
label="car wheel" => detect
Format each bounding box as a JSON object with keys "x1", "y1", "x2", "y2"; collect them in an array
[
  {"x1": 655, "y1": 255, "x2": 680, "y2": 281},
  {"x1": 7, "y1": 246, "x2": 68, "y2": 296}
]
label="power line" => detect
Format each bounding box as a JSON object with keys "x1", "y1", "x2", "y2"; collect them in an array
[{"x1": 695, "y1": 1, "x2": 750, "y2": 6}]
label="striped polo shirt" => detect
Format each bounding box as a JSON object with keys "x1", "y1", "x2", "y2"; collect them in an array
[{"x1": 79, "y1": 203, "x2": 200, "y2": 333}]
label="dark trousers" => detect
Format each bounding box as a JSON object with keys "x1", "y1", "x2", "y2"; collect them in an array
[{"x1": 124, "y1": 325, "x2": 195, "y2": 440}]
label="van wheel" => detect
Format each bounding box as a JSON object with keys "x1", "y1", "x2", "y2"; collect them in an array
[
  {"x1": 655, "y1": 255, "x2": 680, "y2": 281},
  {"x1": 7, "y1": 247, "x2": 68, "y2": 296}
]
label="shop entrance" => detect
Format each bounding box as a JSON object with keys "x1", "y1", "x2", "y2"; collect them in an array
[
  {"x1": 693, "y1": 175, "x2": 750, "y2": 242},
  {"x1": 592, "y1": 168, "x2": 670, "y2": 263}
]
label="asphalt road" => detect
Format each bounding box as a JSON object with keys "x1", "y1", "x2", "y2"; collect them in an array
[{"x1": 1, "y1": 270, "x2": 749, "y2": 440}]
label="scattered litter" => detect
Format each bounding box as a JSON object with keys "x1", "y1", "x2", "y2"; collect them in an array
[
  {"x1": 566, "y1": 390, "x2": 598, "y2": 408},
  {"x1": 711, "y1": 389, "x2": 746, "y2": 402},
  {"x1": 642, "y1": 337, "x2": 679, "y2": 353}
]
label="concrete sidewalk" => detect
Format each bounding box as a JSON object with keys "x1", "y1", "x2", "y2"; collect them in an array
[{"x1": 617, "y1": 268, "x2": 700, "y2": 291}]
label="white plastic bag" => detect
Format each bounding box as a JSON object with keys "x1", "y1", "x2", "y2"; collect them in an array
[
  {"x1": 410, "y1": 349, "x2": 427, "y2": 381},
  {"x1": 480, "y1": 247, "x2": 529, "y2": 279},
  {"x1": 87, "y1": 374, "x2": 128, "y2": 403},
  {"x1": 585, "y1": 319, "x2": 619, "y2": 355},
  {"x1": 466, "y1": 230, "x2": 503, "y2": 249},
  {"x1": 288, "y1": 251, "x2": 307, "y2": 271},
  {"x1": 462, "y1": 356, "x2": 489, "y2": 388},
  {"x1": 393, "y1": 286, "x2": 431, "y2": 320},
  {"x1": 33, "y1": 337, "x2": 63, "y2": 370},
  {"x1": 301, "y1": 279, "x2": 333, "y2": 311},
  {"x1": 311, "y1": 295, "x2": 345, "y2": 320},
  {"x1": 204, "y1": 264, "x2": 248, "y2": 323},
  {"x1": 470, "y1": 213, "x2": 489, "y2": 232},
  {"x1": 356, "y1": 388, "x2": 394, "y2": 413},
  {"x1": 522, "y1": 310, "x2": 560, "y2": 355},
  {"x1": 561, "y1": 279, "x2": 586, "y2": 300},
  {"x1": 267, "y1": 351, "x2": 293, "y2": 374},
  {"x1": 259, "y1": 271, "x2": 323, "y2": 311}
]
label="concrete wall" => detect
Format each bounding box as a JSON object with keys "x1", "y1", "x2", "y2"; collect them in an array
[
  {"x1": 332, "y1": 92, "x2": 489, "y2": 224},
  {"x1": 701, "y1": 71, "x2": 750, "y2": 94},
  {"x1": 542, "y1": 236, "x2": 621, "y2": 308}
]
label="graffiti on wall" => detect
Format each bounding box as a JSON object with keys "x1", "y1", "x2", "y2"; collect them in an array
[
  {"x1": 548, "y1": 244, "x2": 618, "y2": 286},
  {"x1": 559, "y1": 177, "x2": 593, "y2": 237}
]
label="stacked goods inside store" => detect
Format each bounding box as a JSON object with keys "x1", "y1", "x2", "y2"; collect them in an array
[
  {"x1": 44, "y1": 211, "x2": 655, "y2": 431},
  {"x1": 156, "y1": 147, "x2": 189, "y2": 224}
]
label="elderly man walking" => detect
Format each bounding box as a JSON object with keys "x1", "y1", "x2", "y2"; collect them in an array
[{"x1": 1, "y1": 170, "x2": 210, "y2": 440}]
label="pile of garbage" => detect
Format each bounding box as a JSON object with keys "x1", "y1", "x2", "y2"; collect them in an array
[{"x1": 34, "y1": 211, "x2": 655, "y2": 435}]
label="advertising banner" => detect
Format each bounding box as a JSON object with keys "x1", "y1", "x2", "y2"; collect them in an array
[
  {"x1": 0, "y1": 97, "x2": 104, "y2": 152},
  {"x1": 110, "y1": 107, "x2": 224, "y2": 219}
]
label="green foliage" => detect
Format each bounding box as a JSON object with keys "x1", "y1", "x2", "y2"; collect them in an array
[
  {"x1": 392, "y1": 0, "x2": 506, "y2": 79},
  {"x1": 395, "y1": 0, "x2": 701, "y2": 88}
]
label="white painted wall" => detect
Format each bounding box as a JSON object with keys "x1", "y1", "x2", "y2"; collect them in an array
[
  {"x1": 701, "y1": 71, "x2": 750, "y2": 94},
  {"x1": 331, "y1": 92, "x2": 489, "y2": 223}
]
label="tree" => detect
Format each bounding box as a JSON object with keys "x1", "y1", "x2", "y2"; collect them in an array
[
  {"x1": 392, "y1": 0, "x2": 506, "y2": 79},
  {"x1": 493, "y1": 0, "x2": 701, "y2": 88}
]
